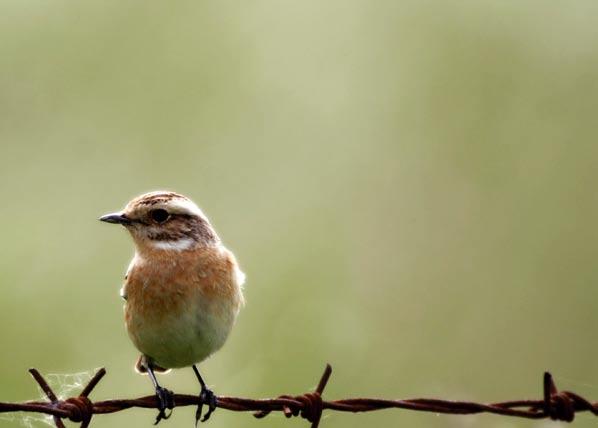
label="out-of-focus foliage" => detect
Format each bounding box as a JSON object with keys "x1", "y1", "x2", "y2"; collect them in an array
[{"x1": 1, "y1": 1, "x2": 598, "y2": 427}]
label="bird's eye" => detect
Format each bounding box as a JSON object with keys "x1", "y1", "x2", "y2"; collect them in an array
[{"x1": 150, "y1": 209, "x2": 170, "y2": 224}]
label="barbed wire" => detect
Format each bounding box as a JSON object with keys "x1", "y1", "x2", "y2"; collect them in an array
[{"x1": 0, "y1": 364, "x2": 597, "y2": 428}]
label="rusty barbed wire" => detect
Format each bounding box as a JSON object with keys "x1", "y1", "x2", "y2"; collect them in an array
[{"x1": 0, "y1": 364, "x2": 597, "y2": 428}]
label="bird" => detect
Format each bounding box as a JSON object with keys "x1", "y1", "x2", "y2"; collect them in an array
[{"x1": 99, "y1": 191, "x2": 245, "y2": 425}]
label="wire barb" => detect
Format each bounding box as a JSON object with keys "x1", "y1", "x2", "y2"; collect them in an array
[
  {"x1": 0, "y1": 364, "x2": 595, "y2": 427},
  {"x1": 29, "y1": 368, "x2": 66, "y2": 428},
  {"x1": 253, "y1": 364, "x2": 331, "y2": 427},
  {"x1": 25, "y1": 368, "x2": 104, "y2": 428}
]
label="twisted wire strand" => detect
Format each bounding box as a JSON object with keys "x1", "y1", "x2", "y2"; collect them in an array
[{"x1": 0, "y1": 365, "x2": 596, "y2": 428}]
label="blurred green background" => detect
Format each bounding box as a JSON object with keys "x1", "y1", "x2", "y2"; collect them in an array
[{"x1": 1, "y1": 1, "x2": 598, "y2": 427}]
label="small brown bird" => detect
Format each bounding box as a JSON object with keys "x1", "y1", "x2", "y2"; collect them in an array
[{"x1": 100, "y1": 191, "x2": 245, "y2": 425}]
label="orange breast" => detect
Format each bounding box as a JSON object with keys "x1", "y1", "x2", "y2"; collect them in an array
[{"x1": 123, "y1": 245, "x2": 244, "y2": 365}]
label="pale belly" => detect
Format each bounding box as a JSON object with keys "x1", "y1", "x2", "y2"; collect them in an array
[{"x1": 125, "y1": 289, "x2": 238, "y2": 369}]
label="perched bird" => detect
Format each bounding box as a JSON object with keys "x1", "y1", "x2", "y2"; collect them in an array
[{"x1": 100, "y1": 191, "x2": 245, "y2": 424}]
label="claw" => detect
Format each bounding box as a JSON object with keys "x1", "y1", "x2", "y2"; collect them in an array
[
  {"x1": 195, "y1": 387, "x2": 217, "y2": 425},
  {"x1": 154, "y1": 386, "x2": 174, "y2": 425}
]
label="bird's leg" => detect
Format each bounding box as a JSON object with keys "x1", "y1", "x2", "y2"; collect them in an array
[
  {"x1": 193, "y1": 365, "x2": 217, "y2": 424},
  {"x1": 147, "y1": 361, "x2": 174, "y2": 425}
]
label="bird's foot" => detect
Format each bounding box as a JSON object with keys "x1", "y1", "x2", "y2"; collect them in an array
[
  {"x1": 154, "y1": 385, "x2": 174, "y2": 425},
  {"x1": 195, "y1": 386, "x2": 217, "y2": 425}
]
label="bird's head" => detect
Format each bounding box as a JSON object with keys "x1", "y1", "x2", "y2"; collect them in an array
[{"x1": 100, "y1": 191, "x2": 219, "y2": 252}]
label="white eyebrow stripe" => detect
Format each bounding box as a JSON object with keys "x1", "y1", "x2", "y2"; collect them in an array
[
  {"x1": 151, "y1": 238, "x2": 196, "y2": 251},
  {"x1": 167, "y1": 198, "x2": 203, "y2": 216}
]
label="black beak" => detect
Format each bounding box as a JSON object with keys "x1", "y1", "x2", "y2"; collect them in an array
[{"x1": 99, "y1": 212, "x2": 131, "y2": 225}]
